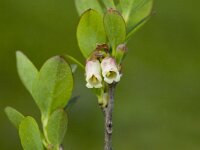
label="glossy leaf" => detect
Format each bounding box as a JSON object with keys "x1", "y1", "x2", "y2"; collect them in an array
[
  {"x1": 16, "y1": 51, "x2": 38, "y2": 95},
  {"x1": 19, "y1": 116, "x2": 44, "y2": 150},
  {"x1": 75, "y1": 0, "x2": 103, "y2": 16},
  {"x1": 120, "y1": 0, "x2": 153, "y2": 37},
  {"x1": 77, "y1": 9, "x2": 107, "y2": 58},
  {"x1": 32, "y1": 56, "x2": 73, "y2": 118},
  {"x1": 5, "y1": 106, "x2": 25, "y2": 129},
  {"x1": 104, "y1": 9, "x2": 126, "y2": 50},
  {"x1": 102, "y1": 0, "x2": 116, "y2": 8},
  {"x1": 46, "y1": 109, "x2": 68, "y2": 148}
]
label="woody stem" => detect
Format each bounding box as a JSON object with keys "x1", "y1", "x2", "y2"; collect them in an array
[{"x1": 103, "y1": 83, "x2": 116, "y2": 150}]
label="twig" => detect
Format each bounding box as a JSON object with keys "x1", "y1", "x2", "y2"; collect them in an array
[{"x1": 103, "y1": 83, "x2": 116, "y2": 150}]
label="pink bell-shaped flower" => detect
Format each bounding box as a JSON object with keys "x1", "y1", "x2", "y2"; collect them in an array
[
  {"x1": 101, "y1": 57, "x2": 121, "y2": 84},
  {"x1": 85, "y1": 60, "x2": 102, "y2": 88}
]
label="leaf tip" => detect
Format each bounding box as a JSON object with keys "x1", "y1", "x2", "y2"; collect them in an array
[
  {"x1": 4, "y1": 106, "x2": 10, "y2": 114},
  {"x1": 16, "y1": 51, "x2": 24, "y2": 59},
  {"x1": 4, "y1": 106, "x2": 25, "y2": 129}
]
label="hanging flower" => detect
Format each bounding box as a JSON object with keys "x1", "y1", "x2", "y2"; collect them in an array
[
  {"x1": 101, "y1": 57, "x2": 121, "y2": 84},
  {"x1": 85, "y1": 60, "x2": 102, "y2": 88}
]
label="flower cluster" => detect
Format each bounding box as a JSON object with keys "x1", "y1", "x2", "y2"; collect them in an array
[
  {"x1": 84, "y1": 43, "x2": 126, "y2": 107},
  {"x1": 85, "y1": 57, "x2": 121, "y2": 88}
]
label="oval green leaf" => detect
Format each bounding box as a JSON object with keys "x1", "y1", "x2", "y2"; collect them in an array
[
  {"x1": 75, "y1": 0, "x2": 103, "y2": 16},
  {"x1": 46, "y1": 109, "x2": 68, "y2": 148},
  {"x1": 120, "y1": 0, "x2": 153, "y2": 37},
  {"x1": 5, "y1": 106, "x2": 25, "y2": 129},
  {"x1": 19, "y1": 116, "x2": 44, "y2": 150},
  {"x1": 16, "y1": 51, "x2": 38, "y2": 95},
  {"x1": 32, "y1": 56, "x2": 73, "y2": 118},
  {"x1": 77, "y1": 9, "x2": 107, "y2": 58},
  {"x1": 104, "y1": 9, "x2": 126, "y2": 50}
]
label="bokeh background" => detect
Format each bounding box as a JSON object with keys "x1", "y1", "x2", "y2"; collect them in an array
[{"x1": 0, "y1": 0, "x2": 200, "y2": 150}]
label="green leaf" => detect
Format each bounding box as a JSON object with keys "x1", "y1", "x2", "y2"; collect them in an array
[
  {"x1": 32, "y1": 56, "x2": 73, "y2": 118},
  {"x1": 77, "y1": 9, "x2": 107, "y2": 58},
  {"x1": 102, "y1": 0, "x2": 116, "y2": 8},
  {"x1": 120, "y1": 0, "x2": 153, "y2": 36},
  {"x1": 16, "y1": 51, "x2": 38, "y2": 95},
  {"x1": 19, "y1": 116, "x2": 44, "y2": 150},
  {"x1": 46, "y1": 109, "x2": 68, "y2": 148},
  {"x1": 75, "y1": 0, "x2": 103, "y2": 16},
  {"x1": 4, "y1": 106, "x2": 25, "y2": 129},
  {"x1": 104, "y1": 9, "x2": 126, "y2": 51}
]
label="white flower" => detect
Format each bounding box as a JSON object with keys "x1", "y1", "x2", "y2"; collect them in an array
[
  {"x1": 85, "y1": 60, "x2": 102, "y2": 88},
  {"x1": 101, "y1": 57, "x2": 121, "y2": 84}
]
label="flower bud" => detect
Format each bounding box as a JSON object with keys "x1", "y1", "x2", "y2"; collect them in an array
[
  {"x1": 85, "y1": 60, "x2": 102, "y2": 88},
  {"x1": 101, "y1": 57, "x2": 121, "y2": 84},
  {"x1": 116, "y1": 44, "x2": 127, "y2": 64},
  {"x1": 98, "y1": 92, "x2": 108, "y2": 108}
]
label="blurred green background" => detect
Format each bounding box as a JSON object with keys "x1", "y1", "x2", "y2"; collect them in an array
[{"x1": 0, "y1": 0, "x2": 200, "y2": 150}]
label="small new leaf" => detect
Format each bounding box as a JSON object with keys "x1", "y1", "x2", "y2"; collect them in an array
[
  {"x1": 5, "y1": 106, "x2": 25, "y2": 129},
  {"x1": 77, "y1": 9, "x2": 107, "y2": 58},
  {"x1": 46, "y1": 109, "x2": 68, "y2": 148},
  {"x1": 16, "y1": 51, "x2": 38, "y2": 95},
  {"x1": 19, "y1": 116, "x2": 44, "y2": 150}
]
